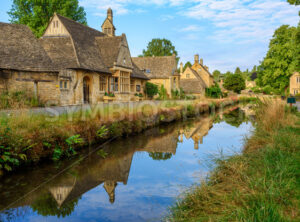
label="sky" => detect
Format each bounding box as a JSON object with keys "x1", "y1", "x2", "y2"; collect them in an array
[{"x1": 0, "y1": 0, "x2": 299, "y2": 73}]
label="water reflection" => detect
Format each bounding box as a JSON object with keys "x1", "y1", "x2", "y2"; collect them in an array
[{"x1": 0, "y1": 106, "x2": 252, "y2": 222}]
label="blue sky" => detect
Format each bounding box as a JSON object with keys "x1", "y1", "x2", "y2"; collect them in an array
[{"x1": 0, "y1": 0, "x2": 299, "y2": 72}]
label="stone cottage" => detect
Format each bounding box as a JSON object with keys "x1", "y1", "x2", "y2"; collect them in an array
[
  {"x1": 290, "y1": 72, "x2": 300, "y2": 96},
  {"x1": 0, "y1": 8, "x2": 149, "y2": 106},
  {"x1": 180, "y1": 55, "x2": 214, "y2": 97},
  {"x1": 132, "y1": 55, "x2": 180, "y2": 97}
]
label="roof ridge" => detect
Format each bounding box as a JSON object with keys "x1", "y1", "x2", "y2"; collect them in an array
[{"x1": 56, "y1": 13, "x2": 104, "y2": 35}]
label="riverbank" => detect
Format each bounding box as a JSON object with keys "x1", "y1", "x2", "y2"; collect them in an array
[
  {"x1": 167, "y1": 100, "x2": 300, "y2": 221},
  {"x1": 0, "y1": 97, "x2": 255, "y2": 175}
]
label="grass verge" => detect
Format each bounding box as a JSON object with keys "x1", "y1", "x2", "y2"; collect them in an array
[{"x1": 166, "y1": 100, "x2": 300, "y2": 221}]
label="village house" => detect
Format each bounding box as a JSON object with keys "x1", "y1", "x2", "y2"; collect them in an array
[
  {"x1": 0, "y1": 8, "x2": 149, "y2": 106},
  {"x1": 289, "y1": 72, "x2": 300, "y2": 96},
  {"x1": 132, "y1": 55, "x2": 180, "y2": 97},
  {"x1": 180, "y1": 55, "x2": 214, "y2": 97}
]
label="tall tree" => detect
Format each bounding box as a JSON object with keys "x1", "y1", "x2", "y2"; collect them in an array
[
  {"x1": 8, "y1": 0, "x2": 87, "y2": 37},
  {"x1": 212, "y1": 70, "x2": 221, "y2": 82},
  {"x1": 257, "y1": 25, "x2": 297, "y2": 91},
  {"x1": 141, "y1": 38, "x2": 179, "y2": 63},
  {"x1": 183, "y1": 61, "x2": 192, "y2": 72},
  {"x1": 234, "y1": 67, "x2": 242, "y2": 75}
]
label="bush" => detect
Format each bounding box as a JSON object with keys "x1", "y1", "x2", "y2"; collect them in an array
[
  {"x1": 0, "y1": 91, "x2": 43, "y2": 109},
  {"x1": 205, "y1": 84, "x2": 222, "y2": 98},
  {"x1": 223, "y1": 73, "x2": 246, "y2": 94},
  {"x1": 145, "y1": 82, "x2": 158, "y2": 98},
  {"x1": 158, "y1": 85, "x2": 168, "y2": 100}
]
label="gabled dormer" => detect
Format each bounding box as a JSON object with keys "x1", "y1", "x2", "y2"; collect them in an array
[
  {"x1": 102, "y1": 8, "x2": 116, "y2": 36},
  {"x1": 43, "y1": 13, "x2": 70, "y2": 37}
]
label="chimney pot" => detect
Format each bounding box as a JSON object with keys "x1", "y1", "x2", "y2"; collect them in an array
[
  {"x1": 194, "y1": 54, "x2": 199, "y2": 64},
  {"x1": 200, "y1": 58, "x2": 203, "y2": 65}
]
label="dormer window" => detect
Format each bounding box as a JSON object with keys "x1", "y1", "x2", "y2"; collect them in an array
[
  {"x1": 146, "y1": 69, "x2": 151, "y2": 73},
  {"x1": 123, "y1": 58, "x2": 126, "y2": 65}
]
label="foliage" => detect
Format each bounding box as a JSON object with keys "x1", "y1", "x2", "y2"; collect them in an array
[
  {"x1": 234, "y1": 67, "x2": 242, "y2": 75},
  {"x1": 257, "y1": 25, "x2": 298, "y2": 92},
  {"x1": 140, "y1": 38, "x2": 179, "y2": 63},
  {"x1": 104, "y1": 92, "x2": 115, "y2": 97},
  {"x1": 148, "y1": 152, "x2": 172, "y2": 160},
  {"x1": 287, "y1": 0, "x2": 300, "y2": 5},
  {"x1": 171, "y1": 88, "x2": 185, "y2": 100},
  {"x1": 223, "y1": 108, "x2": 246, "y2": 128},
  {"x1": 8, "y1": 0, "x2": 87, "y2": 38},
  {"x1": 96, "y1": 126, "x2": 108, "y2": 138},
  {"x1": 212, "y1": 70, "x2": 221, "y2": 82},
  {"x1": 205, "y1": 83, "x2": 222, "y2": 98},
  {"x1": 223, "y1": 73, "x2": 246, "y2": 93},
  {"x1": 158, "y1": 85, "x2": 168, "y2": 100},
  {"x1": 53, "y1": 135, "x2": 83, "y2": 161},
  {"x1": 183, "y1": 61, "x2": 192, "y2": 72},
  {"x1": 145, "y1": 82, "x2": 158, "y2": 98},
  {"x1": 31, "y1": 193, "x2": 79, "y2": 218},
  {"x1": 0, "y1": 91, "x2": 43, "y2": 109},
  {"x1": 97, "y1": 149, "x2": 108, "y2": 158}
]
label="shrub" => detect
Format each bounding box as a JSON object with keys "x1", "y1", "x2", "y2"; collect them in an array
[
  {"x1": 205, "y1": 84, "x2": 222, "y2": 98},
  {"x1": 158, "y1": 85, "x2": 168, "y2": 100},
  {"x1": 145, "y1": 82, "x2": 158, "y2": 98},
  {"x1": 223, "y1": 73, "x2": 246, "y2": 93}
]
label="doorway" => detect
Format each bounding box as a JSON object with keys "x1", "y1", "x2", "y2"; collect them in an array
[{"x1": 83, "y1": 76, "x2": 91, "y2": 104}]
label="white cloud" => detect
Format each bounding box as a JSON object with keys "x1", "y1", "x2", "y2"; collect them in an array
[
  {"x1": 181, "y1": 25, "x2": 201, "y2": 32},
  {"x1": 184, "y1": 0, "x2": 300, "y2": 43}
]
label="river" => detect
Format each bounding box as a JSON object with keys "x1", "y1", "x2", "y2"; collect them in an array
[{"x1": 0, "y1": 106, "x2": 253, "y2": 222}]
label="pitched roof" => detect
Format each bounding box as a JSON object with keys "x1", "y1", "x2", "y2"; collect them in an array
[
  {"x1": 0, "y1": 22, "x2": 55, "y2": 72},
  {"x1": 39, "y1": 37, "x2": 78, "y2": 69},
  {"x1": 132, "y1": 55, "x2": 177, "y2": 79},
  {"x1": 41, "y1": 14, "x2": 110, "y2": 73},
  {"x1": 180, "y1": 79, "x2": 206, "y2": 94},
  {"x1": 187, "y1": 66, "x2": 208, "y2": 87},
  {"x1": 131, "y1": 62, "x2": 149, "y2": 80}
]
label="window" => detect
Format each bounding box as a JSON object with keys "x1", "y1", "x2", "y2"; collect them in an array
[
  {"x1": 109, "y1": 77, "x2": 118, "y2": 92},
  {"x1": 136, "y1": 85, "x2": 141, "y2": 92},
  {"x1": 297, "y1": 77, "x2": 300, "y2": 83},
  {"x1": 99, "y1": 76, "x2": 107, "y2": 91},
  {"x1": 186, "y1": 74, "x2": 190, "y2": 78},
  {"x1": 123, "y1": 58, "x2": 126, "y2": 65},
  {"x1": 60, "y1": 80, "x2": 68, "y2": 90},
  {"x1": 146, "y1": 69, "x2": 151, "y2": 74},
  {"x1": 120, "y1": 71, "x2": 130, "y2": 92}
]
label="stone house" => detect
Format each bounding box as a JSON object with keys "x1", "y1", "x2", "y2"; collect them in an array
[
  {"x1": 180, "y1": 55, "x2": 214, "y2": 97},
  {"x1": 290, "y1": 72, "x2": 300, "y2": 96},
  {"x1": 0, "y1": 22, "x2": 60, "y2": 104},
  {"x1": 0, "y1": 8, "x2": 149, "y2": 106},
  {"x1": 132, "y1": 55, "x2": 180, "y2": 97}
]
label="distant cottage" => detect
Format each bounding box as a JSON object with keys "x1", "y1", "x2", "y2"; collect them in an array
[
  {"x1": 180, "y1": 55, "x2": 214, "y2": 97},
  {"x1": 0, "y1": 8, "x2": 148, "y2": 105},
  {"x1": 290, "y1": 72, "x2": 300, "y2": 96},
  {"x1": 132, "y1": 55, "x2": 180, "y2": 97}
]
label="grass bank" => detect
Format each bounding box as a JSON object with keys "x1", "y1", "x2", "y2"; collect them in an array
[
  {"x1": 0, "y1": 97, "x2": 254, "y2": 175},
  {"x1": 167, "y1": 100, "x2": 300, "y2": 221}
]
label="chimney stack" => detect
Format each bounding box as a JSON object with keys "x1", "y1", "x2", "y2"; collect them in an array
[
  {"x1": 200, "y1": 58, "x2": 203, "y2": 65},
  {"x1": 180, "y1": 62, "x2": 183, "y2": 74},
  {"x1": 194, "y1": 54, "x2": 199, "y2": 64}
]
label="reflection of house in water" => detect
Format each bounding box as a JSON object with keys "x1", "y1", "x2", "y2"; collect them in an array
[
  {"x1": 47, "y1": 126, "x2": 180, "y2": 207},
  {"x1": 180, "y1": 118, "x2": 213, "y2": 149}
]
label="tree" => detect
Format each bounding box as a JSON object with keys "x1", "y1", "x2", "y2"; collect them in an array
[
  {"x1": 287, "y1": 0, "x2": 300, "y2": 5},
  {"x1": 183, "y1": 61, "x2": 192, "y2": 72},
  {"x1": 223, "y1": 73, "x2": 246, "y2": 94},
  {"x1": 212, "y1": 70, "x2": 221, "y2": 82},
  {"x1": 257, "y1": 25, "x2": 298, "y2": 91},
  {"x1": 234, "y1": 67, "x2": 242, "y2": 75},
  {"x1": 145, "y1": 82, "x2": 158, "y2": 98},
  {"x1": 141, "y1": 38, "x2": 179, "y2": 62},
  {"x1": 148, "y1": 152, "x2": 172, "y2": 161},
  {"x1": 8, "y1": 0, "x2": 87, "y2": 37}
]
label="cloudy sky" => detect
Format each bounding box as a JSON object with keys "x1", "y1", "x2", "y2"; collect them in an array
[{"x1": 0, "y1": 0, "x2": 299, "y2": 72}]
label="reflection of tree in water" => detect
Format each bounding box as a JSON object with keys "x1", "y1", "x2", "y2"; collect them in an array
[
  {"x1": 223, "y1": 108, "x2": 246, "y2": 128},
  {"x1": 31, "y1": 193, "x2": 80, "y2": 218},
  {"x1": 148, "y1": 152, "x2": 173, "y2": 160}
]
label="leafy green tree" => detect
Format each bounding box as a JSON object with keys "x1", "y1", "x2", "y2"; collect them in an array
[
  {"x1": 145, "y1": 82, "x2": 158, "y2": 98},
  {"x1": 287, "y1": 0, "x2": 300, "y2": 5},
  {"x1": 251, "y1": 65, "x2": 257, "y2": 73},
  {"x1": 141, "y1": 38, "x2": 179, "y2": 62},
  {"x1": 148, "y1": 152, "x2": 172, "y2": 161},
  {"x1": 183, "y1": 61, "x2": 192, "y2": 72},
  {"x1": 257, "y1": 25, "x2": 298, "y2": 91},
  {"x1": 223, "y1": 73, "x2": 246, "y2": 94},
  {"x1": 234, "y1": 67, "x2": 242, "y2": 75},
  {"x1": 212, "y1": 70, "x2": 221, "y2": 82},
  {"x1": 8, "y1": 0, "x2": 87, "y2": 37}
]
